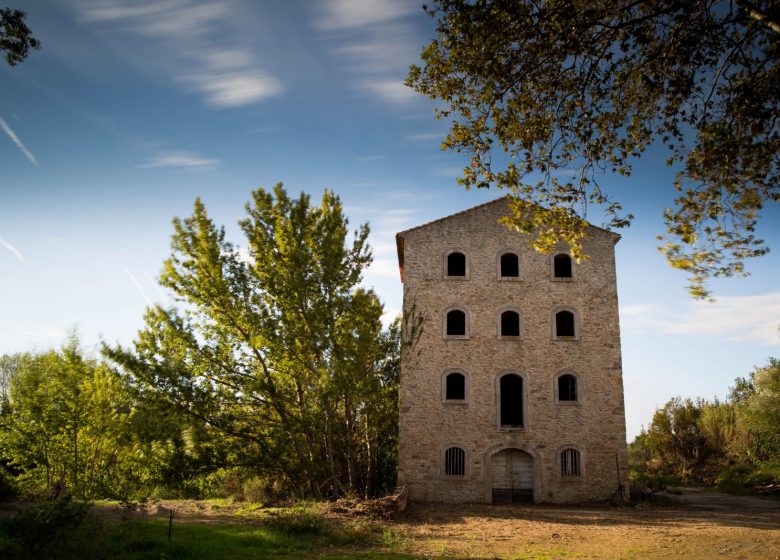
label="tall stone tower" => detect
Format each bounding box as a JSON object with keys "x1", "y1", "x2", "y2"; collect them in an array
[{"x1": 395, "y1": 197, "x2": 628, "y2": 503}]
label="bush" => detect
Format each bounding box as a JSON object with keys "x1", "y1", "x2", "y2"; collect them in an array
[
  {"x1": 242, "y1": 476, "x2": 267, "y2": 504},
  {"x1": 0, "y1": 498, "x2": 93, "y2": 559},
  {"x1": 0, "y1": 472, "x2": 16, "y2": 501},
  {"x1": 717, "y1": 462, "x2": 780, "y2": 493},
  {"x1": 264, "y1": 504, "x2": 326, "y2": 535}
]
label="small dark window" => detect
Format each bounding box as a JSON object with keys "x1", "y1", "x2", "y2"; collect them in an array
[
  {"x1": 447, "y1": 252, "x2": 466, "y2": 276},
  {"x1": 500, "y1": 253, "x2": 519, "y2": 277},
  {"x1": 555, "y1": 311, "x2": 575, "y2": 337},
  {"x1": 500, "y1": 311, "x2": 520, "y2": 337},
  {"x1": 445, "y1": 372, "x2": 466, "y2": 400},
  {"x1": 558, "y1": 374, "x2": 577, "y2": 401},
  {"x1": 554, "y1": 254, "x2": 572, "y2": 278},
  {"x1": 446, "y1": 309, "x2": 466, "y2": 336},
  {"x1": 444, "y1": 447, "x2": 465, "y2": 476},
  {"x1": 500, "y1": 374, "x2": 523, "y2": 427},
  {"x1": 561, "y1": 448, "x2": 581, "y2": 477}
]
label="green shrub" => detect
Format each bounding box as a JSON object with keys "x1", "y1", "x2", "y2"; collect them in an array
[
  {"x1": 1, "y1": 498, "x2": 93, "y2": 559},
  {"x1": 0, "y1": 472, "x2": 16, "y2": 501},
  {"x1": 242, "y1": 476, "x2": 267, "y2": 504},
  {"x1": 264, "y1": 504, "x2": 326, "y2": 535}
]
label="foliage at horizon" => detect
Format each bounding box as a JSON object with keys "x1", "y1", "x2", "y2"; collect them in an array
[
  {"x1": 408, "y1": 0, "x2": 779, "y2": 298},
  {"x1": 630, "y1": 357, "x2": 780, "y2": 489}
]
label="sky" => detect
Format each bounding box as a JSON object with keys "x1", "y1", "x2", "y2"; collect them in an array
[{"x1": 1, "y1": 0, "x2": 779, "y2": 440}]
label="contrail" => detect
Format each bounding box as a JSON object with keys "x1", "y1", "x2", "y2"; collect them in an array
[
  {"x1": 0, "y1": 115, "x2": 38, "y2": 166},
  {"x1": 124, "y1": 267, "x2": 153, "y2": 306},
  {"x1": 0, "y1": 238, "x2": 24, "y2": 262}
]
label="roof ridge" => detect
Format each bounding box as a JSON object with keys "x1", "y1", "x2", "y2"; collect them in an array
[{"x1": 396, "y1": 195, "x2": 512, "y2": 236}]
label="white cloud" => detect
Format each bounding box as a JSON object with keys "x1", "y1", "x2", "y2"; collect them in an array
[
  {"x1": 184, "y1": 71, "x2": 283, "y2": 108},
  {"x1": 360, "y1": 78, "x2": 418, "y2": 104},
  {"x1": 0, "y1": 238, "x2": 24, "y2": 262},
  {"x1": 0, "y1": 115, "x2": 38, "y2": 166},
  {"x1": 141, "y1": 150, "x2": 220, "y2": 168},
  {"x1": 621, "y1": 292, "x2": 780, "y2": 346},
  {"x1": 315, "y1": 0, "x2": 417, "y2": 30},
  {"x1": 408, "y1": 132, "x2": 443, "y2": 142},
  {"x1": 314, "y1": 1, "x2": 423, "y2": 105},
  {"x1": 73, "y1": 0, "x2": 282, "y2": 108}
]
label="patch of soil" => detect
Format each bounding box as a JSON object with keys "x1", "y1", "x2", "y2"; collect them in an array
[{"x1": 391, "y1": 488, "x2": 780, "y2": 559}]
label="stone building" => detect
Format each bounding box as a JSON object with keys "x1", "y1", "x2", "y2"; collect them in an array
[{"x1": 395, "y1": 197, "x2": 628, "y2": 504}]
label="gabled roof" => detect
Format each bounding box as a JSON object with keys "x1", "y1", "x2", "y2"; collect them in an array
[
  {"x1": 396, "y1": 196, "x2": 513, "y2": 237},
  {"x1": 394, "y1": 195, "x2": 620, "y2": 282}
]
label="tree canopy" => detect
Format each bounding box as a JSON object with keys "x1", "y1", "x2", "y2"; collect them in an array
[
  {"x1": 1, "y1": 8, "x2": 40, "y2": 66},
  {"x1": 106, "y1": 185, "x2": 399, "y2": 498},
  {"x1": 408, "y1": 0, "x2": 779, "y2": 297}
]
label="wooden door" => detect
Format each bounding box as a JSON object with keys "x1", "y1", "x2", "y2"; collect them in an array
[{"x1": 491, "y1": 449, "x2": 533, "y2": 503}]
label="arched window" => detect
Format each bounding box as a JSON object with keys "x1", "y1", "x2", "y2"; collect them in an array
[
  {"x1": 447, "y1": 252, "x2": 466, "y2": 277},
  {"x1": 445, "y1": 372, "x2": 466, "y2": 400},
  {"x1": 500, "y1": 310, "x2": 520, "y2": 337},
  {"x1": 444, "y1": 446, "x2": 466, "y2": 476},
  {"x1": 445, "y1": 309, "x2": 467, "y2": 336},
  {"x1": 558, "y1": 374, "x2": 578, "y2": 401},
  {"x1": 555, "y1": 310, "x2": 575, "y2": 337},
  {"x1": 499, "y1": 374, "x2": 524, "y2": 427},
  {"x1": 561, "y1": 448, "x2": 581, "y2": 477},
  {"x1": 500, "y1": 253, "x2": 519, "y2": 277},
  {"x1": 553, "y1": 253, "x2": 572, "y2": 278}
]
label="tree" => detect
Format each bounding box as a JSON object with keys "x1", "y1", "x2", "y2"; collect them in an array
[
  {"x1": 0, "y1": 340, "x2": 131, "y2": 499},
  {"x1": 105, "y1": 185, "x2": 399, "y2": 498},
  {"x1": 1, "y1": 8, "x2": 40, "y2": 66},
  {"x1": 408, "y1": 0, "x2": 779, "y2": 297}
]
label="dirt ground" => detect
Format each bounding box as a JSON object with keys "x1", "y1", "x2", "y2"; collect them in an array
[
  {"x1": 3, "y1": 488, "x2": 778, "y2": 559},
  {"x1": 392, "y1": 488, "x2": 780, "y2": 559}
]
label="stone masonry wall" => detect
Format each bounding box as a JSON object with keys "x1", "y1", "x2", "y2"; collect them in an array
[{"x1": 397, "y1": 198, "x2": 629, "y2": 504}]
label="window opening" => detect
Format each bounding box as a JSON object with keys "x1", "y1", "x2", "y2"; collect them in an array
[
  {"x1": 554, "y1": 254, "x2": 572, "y2": 278},
  {"x1": 446, "y1": 309, "x2": 466, "y2": 336},
  {"x1": 561, "y1": 448, "x2": 581, "y2": 477},
  {"x1": 447, "y1": 252, "x2": 466, "y2": 276},
  {"x1": 500, "y1": 374, "x2": 523, "y2": 427},
  {"x1": 445, "y1": 372, "x2": 466, "y2": 400},
  {"x1": 558, "y1": 374, "x2": 577, "y2": 401},
  {"x1": 500, "y1": 311, "x2": 520, "y2": 337},
  {"x1": 500, "y1": 253, "x2": 519, "y2": 277},
  {"x1": 445, "y1": 447, "x2": 465, "y2": 476},
  {"x1": 555, "y1": 311, "x2": 575, "y2": 337}
]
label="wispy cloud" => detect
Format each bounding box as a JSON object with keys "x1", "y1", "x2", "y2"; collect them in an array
[
  {"x1": 0, "y1": 238, "x2": 24, "y2": 262},
  {"x1": 183, "y1": 71, "x2": 283, "y2": 108},
  {"x1": 73, "y1": 0, "x2": 283, "y2": 108},
  {"x1": 315, "y1": 0, "x2": 417, "y2": 30},
  {"x1": 0, "y1": 115, "x2": 38, "y2": 165},
  {"x1": 621, "y1": 292, "x2": 780, "y2": 346},
  {"x1": 140, "y1": 150, "x2": 220, "y2": 169},
  {"x1": 359, "y1": 78, "x2": 418, "y2": 104},
  {"x1": 124, "y1": 267, "x2": 154, "y2": 306},
  {"x1": 313, "y1": 0, "x2": 423, "y2": 105},
  {"x1": 408, "y1": 132, "x2": 443, "y2": 142}
]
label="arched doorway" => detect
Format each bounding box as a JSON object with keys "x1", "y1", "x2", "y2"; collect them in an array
[{"x1": 491, "y1": 448, "x2": 533, "y2": 503}]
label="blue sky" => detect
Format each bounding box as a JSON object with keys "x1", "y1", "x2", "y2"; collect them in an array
[{"x1": 1, "y1": 0, "x2": 778, "y2": 440}]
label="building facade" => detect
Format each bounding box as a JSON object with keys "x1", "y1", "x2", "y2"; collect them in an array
[{"x1": 395, "y1": 197, "x2": 628, "y2": 504}]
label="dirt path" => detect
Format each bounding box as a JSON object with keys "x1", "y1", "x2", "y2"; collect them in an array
[{"x1": 394, "y1": 489, "x2": 780, "y2": 559}]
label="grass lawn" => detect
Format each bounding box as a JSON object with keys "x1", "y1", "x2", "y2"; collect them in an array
[{"x1": 0, "y1": 501, "x2": 418, "y2": 560}]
